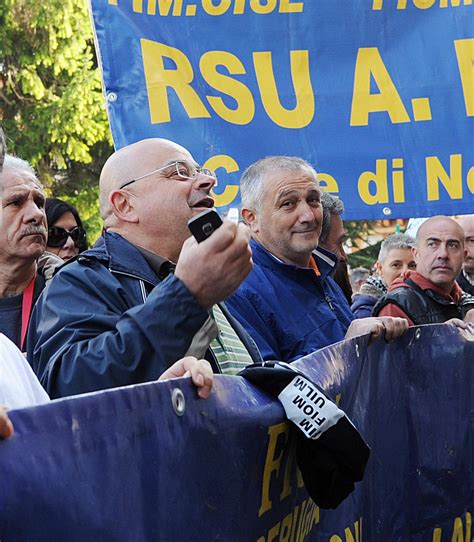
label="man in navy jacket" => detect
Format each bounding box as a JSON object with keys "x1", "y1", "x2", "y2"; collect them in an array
[
  {"x1": 28, "y1": 138, "x2": 257, "y2": 398},
  {"x1": 226, "y1": 156, "x2": 408, "y2": 362}
]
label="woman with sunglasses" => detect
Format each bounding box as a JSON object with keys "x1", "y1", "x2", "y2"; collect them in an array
[{"x1": 45, "y1": 198, "x2": 88, "y2": 261}]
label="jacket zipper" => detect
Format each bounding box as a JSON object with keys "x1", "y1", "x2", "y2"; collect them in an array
[
  {"x1": 110, "y1": 268, "x2": 153, "y2": 303},
  {"x1": 325, "y1": 295, "x2": 335, "y2": 310},
  {"x1": 110, "y1": 267, "x2": 223, "y2": 373}
]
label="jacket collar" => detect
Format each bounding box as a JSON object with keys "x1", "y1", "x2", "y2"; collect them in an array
[
  {"x1": 84, "y1": 231, "x2": 161, "y2": 285},
  {"x1": 250, "y1": 239, "x2": 337, "y2": 280},
  {"x1": 389, "y1": 270, "x2": 463, "y2": 304}
]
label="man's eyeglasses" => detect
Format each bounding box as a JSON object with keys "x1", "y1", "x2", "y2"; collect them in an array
[
  {"x1": 48, "y1": 226, "x2": 86, "y2": 249},
  {"x1": 119, "y1": 161, "x2": 217, "y2": 190}
]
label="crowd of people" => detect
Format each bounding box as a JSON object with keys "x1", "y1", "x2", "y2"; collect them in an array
[{"x1": 1, "y1": 128, "x2": 473, "y2": 441}]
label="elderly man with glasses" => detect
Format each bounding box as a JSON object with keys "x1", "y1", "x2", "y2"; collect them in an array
[{"x1": 28, "y1": 138, "x2": 257, "y2": 399}]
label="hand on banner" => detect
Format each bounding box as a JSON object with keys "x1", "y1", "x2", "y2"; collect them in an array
[
  {"x1": 159, "y1": 357, "x2": 213, "y2": 399},
  {"x1": 175, "y1": 220, "x2": 252, "y2": 309},
  {"x1": 463, "y1": 309, "x2": 474, "y2": 324},
  {"x1": 446, "y1": 317, "x2": 474, "y2": 339},
  {"x1": 346, "y1": 317, "x2": 409, "y2": 343},
  {"x1": 0, "y1": 407, "x2": 14, "y2": 439}
]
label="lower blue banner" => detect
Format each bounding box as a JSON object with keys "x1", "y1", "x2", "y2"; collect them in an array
[{"x1": 0, "y1": 325, "x2": 473, "y2": 541}]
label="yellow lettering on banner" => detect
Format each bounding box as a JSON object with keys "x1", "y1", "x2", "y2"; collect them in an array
[
  {"x1": 289, "y1": 504, "x2": 300, "y2": 541},
  {"x1": 413, "y1": 0, "x2": 436, "y2": 8},
  {"x1": 411, "y1": 97, "x2": 432, "y2": 121},
  {"x1": 204, "y1": 155, "x2": 240, "y2": 207},
  {"x1": 344, "y1": 518, "x2": 362, "y2": 542},
  {"x1": 425, "y1": 154, "x2": 468, "y2": 200},
  {"x1": 279, "y1": 512, "x2": 293, "y2": 542},
  {"x1": 452, "y1": 512, "x2": 472, "y2": 542},
  {"x1": 466, "y1": 512, "x2": 472, "y2": 540},
  {"x1": 440, "y1": 0, "x2": 473, "y2": 6},
  {"x1": 392, "y1": 158, "x2": 406, "y2": 202},
  {"x1": 147, "y1": 0, "x2": 183, "y2": 15},
  {"x1": 279, "y1": 437, "x2": 295, "y2": 501},
  {"x1": 452, "y1": 517, "x2": 464, "y2": 542},
  {"x1": 330, "y1": 518, "x2": 362, "y2": 542},
  {"x1": 253, "y1": 50, "x2": 315, "y2": 129},
  {"x1": 318, "y1": 173, "x2": 340, "y2": 193},
  {"x1": 132, "y1": 0, "x2": 144, "y2": 12},
  {"x1": 259, "y1": 422, "x2": 290, "y2": 517},
  {"x1": 233, "y1": 0, "x2": 246, "y2": 13},
  {"x1": 374, "y1": 0, "x2": 473, "y2": 8},
  {"x1": 469, "y1": 165, "x2": 474, "y2": 194},
  {"x1": 141, "y1": 39, "x2": 210, "y2": 124},
  {"x1": 268, "y1": 522, "x2": 281, "y2": 542},
  {"x1": 454, "y1": 39, "x2": 474, "y2": 117},
  {"x1": 295, "y1": 499, "x2": 307, "y2": 541},
  {"x1": 358, "y1": 159, "x2": 389, "y2": 204},
  {"x1": 202, "y1": 0, "x2": 231, "y2": 15},
  {"x1": 350, "y1": 47, "x2": 410, "y2": 126},
  {"x1": 279, "y1": 0, "x2": 304, "y2": 12},
  {"x1": 200, "y1": 52, "x2": 255, "y2": 125},
  {"x1": 433, "y1": 512, "x2": 473, "y2": 542},
  {"x1": 250, "y1": 0, "x2": 277, "y2": 14}
]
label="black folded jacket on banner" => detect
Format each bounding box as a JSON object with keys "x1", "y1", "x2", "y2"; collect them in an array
[{"x1": 240, "y1": 361, "x2": 370, "y2": 509}]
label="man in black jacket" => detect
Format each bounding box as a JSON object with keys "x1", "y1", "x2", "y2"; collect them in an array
[{"x1": 374, "y1": 216, "x2": 474, "y2": 326}]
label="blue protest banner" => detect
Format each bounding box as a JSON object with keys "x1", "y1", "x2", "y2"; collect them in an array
[
  {"x1": 89, "y1": 0, "x2": 474, "y2": 219},
  {"x1": 1, "y1": 325, "x2": 472, "y2": 540}
]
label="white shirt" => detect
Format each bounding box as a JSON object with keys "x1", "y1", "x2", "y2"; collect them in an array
[{"x1": 0, "y1": 333, "x2": 50, "y2": 409}]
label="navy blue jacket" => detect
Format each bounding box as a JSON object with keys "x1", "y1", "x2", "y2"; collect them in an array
[
  {"x1": 226, "y1": 240, "x2": 354, "y2": 363},
  {"x1": 28, "y1": 231, "x2": 260, "y2": 398},
  {"x1": 350, "y1": 293, "x2": 377, "y2": 319}
]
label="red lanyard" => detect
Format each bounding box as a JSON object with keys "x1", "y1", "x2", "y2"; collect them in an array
[{"x1": 21, "y1": 275, "x2": 36, "y2": 352}]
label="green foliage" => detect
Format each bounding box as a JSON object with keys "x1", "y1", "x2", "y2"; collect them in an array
[
  {"x1": 0, "y1": 0, "x2": 112, "y2": 239},
  {"x1": 344, "y1": 220, "x2": 379, "y2": 269}
]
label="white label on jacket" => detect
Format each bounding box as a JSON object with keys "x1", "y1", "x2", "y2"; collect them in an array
[{"x1": 278, "y1": 375, "x2": 344, "y2": 440}]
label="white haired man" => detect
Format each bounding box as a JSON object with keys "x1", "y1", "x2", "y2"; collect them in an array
[
  {"x1": 0, "y1": 150, "x2": 49, "y2": 350},
  {"x1": 226, "y1": 156, "x2": 408, "y2": 363}
]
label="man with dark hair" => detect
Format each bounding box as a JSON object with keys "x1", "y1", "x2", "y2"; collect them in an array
[
  {"x1": 457, "y1": 215, "x2": 474, "y2": 295},
  {"x1": 29, "y1": 138, "x2": 258, "y2": 399},
  {"x1": 374, "y1": 216, "x2": 474, "y2": 326},
  {"x1": 318, "y1": 192, "x2": 352, "y2": 303},
  {"x1": 226, "y1": 156, "x2": 408, "y2": 363},
  {"x1": 319, "y1": 192, "x2": 347, "y2": 266}
]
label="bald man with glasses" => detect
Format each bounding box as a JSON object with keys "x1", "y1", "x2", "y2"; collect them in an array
[{"x1": 28, "y1": 138, "x2": 258, "y2": 399}]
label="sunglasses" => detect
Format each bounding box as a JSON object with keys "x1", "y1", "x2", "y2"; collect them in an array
[{"x1": 48, "y1": 226, "x2": 86, "y2": 249}]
